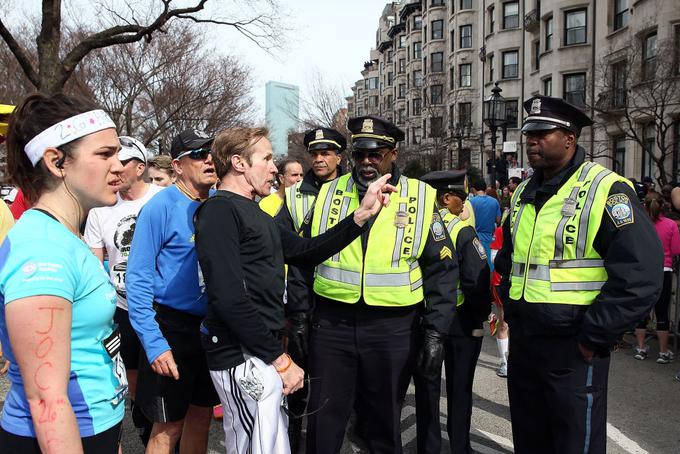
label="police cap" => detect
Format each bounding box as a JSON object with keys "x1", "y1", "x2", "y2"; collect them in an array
[
  {"x1": 347, "y1": 115, "x2": 405, "y2": 150},
  {"x1": 521, "y1": 95, "x2": 593, "y2": 136},
  {"x1": 303, "y1": 127, "x2": 346, "y2": 153},
  {"x1": 420, "y1": 170, "x2": 468, "y2": 197}
]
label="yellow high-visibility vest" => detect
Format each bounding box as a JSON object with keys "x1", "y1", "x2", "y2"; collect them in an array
[
  {"x1": 311, "y1": 173, "x2": 436, "y2": 307},
  {"x1": 285, "y1": 181, "x2": 316, "y2": 232},
  {"x1": 441, "y1": 209, "x2": 466, "y2": 307},
  {"x1": 509, "y1": 162, "x2": 631, "y2": 305}
]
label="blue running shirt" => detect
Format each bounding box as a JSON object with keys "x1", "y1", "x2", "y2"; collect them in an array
[{"x1": 0, "y1": 210, "x2": 125, "y2": 437}]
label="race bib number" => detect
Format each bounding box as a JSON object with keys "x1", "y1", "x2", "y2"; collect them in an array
[
  {"x1": 111, "y1": 262, "x2": 127, "y2": 297},
  {"x1": 102, "y1": 328, "x2": 128, "y2": 405}
]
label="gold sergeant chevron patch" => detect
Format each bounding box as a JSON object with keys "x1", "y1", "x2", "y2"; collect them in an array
[{"x1": 440, "y1": 246, "x2": 453, "y2": 260}]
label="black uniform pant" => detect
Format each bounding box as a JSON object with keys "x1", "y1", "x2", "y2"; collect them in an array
[
  {"x1": 508, "y1": 334, "x2": 610, "y2": 454},
  {"x1": 414, "y1": 335, "x2": 483, "y2": 454},
  {"x1": 306, "y1": 302, "x2": 418, "y2": 454}
]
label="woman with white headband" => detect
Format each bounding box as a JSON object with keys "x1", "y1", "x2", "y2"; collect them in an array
[{"x1": 0, "y1": 93, "x2": 126, "y2": 453}]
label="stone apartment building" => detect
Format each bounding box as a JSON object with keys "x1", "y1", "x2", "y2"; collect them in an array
[{"x1": 347, "y1": 0, "x2": 680, "y2": 184}]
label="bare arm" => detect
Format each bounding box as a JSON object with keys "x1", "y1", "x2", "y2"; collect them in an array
[
  {"x1": 90, "y1": 247, "x2": 104, "y2": 263},
  {"x1": 6, "y1": 296, "x2": 84, "y2": 453}
]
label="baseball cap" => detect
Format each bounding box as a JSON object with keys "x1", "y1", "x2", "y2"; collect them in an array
[
  {"x1": 170, "y1": 129, "x2": 214, "y2": 159},
  {"x1": 118, "y1": 136, "x2": 147, "y2": 163}
]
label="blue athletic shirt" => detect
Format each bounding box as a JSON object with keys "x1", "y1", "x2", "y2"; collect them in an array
[
  {"x1": 0, "y1": 210, "x2": 124, "y2": 437},
  {"x1": 126, "y1": 185, "x2": 209, "y2": 363}
]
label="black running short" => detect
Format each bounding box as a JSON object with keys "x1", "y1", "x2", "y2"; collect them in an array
[
  {"x1": 135, "y1": 303, "x2": 219, "y2": 423},
  {"x1": 113, "y1": 306, "x2": 141, "y2": 370},
  {"x1": 0, "y1": 422, "x2": 122, "y2": 454}
]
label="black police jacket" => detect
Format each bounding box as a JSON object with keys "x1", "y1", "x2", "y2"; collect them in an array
[{"x1": 494, "y1": 146, "x2": 663, "y2": 355}]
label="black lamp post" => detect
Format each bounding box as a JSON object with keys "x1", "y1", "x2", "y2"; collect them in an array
[
  {"x1": 450, "y1": 122, "x2": 472, "y2": 169},
  {"x1": 483, "y1": 82, "x2": 507, "y2": 184}
]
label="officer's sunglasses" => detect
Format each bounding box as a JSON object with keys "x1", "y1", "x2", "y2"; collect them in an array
[
  {"x1": 281, "y1": 376, "x2": 330, "y2": 420},
  {"x1": 351, "y1": 149, "x2": 392, "y2": 164},
  {"x1": 175, "y1": 148, "x2": 211, "y2": 160}
]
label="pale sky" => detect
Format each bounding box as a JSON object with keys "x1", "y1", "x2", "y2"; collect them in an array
[{"x1": 5, "y1": 0, "x2": 389, "y2": 120}]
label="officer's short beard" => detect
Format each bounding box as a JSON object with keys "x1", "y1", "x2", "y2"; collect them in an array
[{"x1": 355, "y1": 164, "x2": 381, "y2": 187}]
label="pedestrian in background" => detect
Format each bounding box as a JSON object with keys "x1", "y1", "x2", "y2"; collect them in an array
[
  {"x1": 633, "y1": 192, "x2": 680, "y2": 363},
  {"x1": 147, "y1": 154, "x2": 176, "y2": 187},
  {"x1": 468, "y1": 178, "x2": 501, "y2": 270}
]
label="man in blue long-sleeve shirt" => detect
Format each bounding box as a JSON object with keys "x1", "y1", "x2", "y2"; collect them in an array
[{"x1": 126, "y1": 129, "x2": 219, "y2": 454}]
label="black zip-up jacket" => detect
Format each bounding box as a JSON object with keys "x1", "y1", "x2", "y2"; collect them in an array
[
  {"x1": 194, "y1": 190, "x2": 367, "y2": 370},
  {"x1": 494, "y1": 146, "x2": 663, "y2": 354}
]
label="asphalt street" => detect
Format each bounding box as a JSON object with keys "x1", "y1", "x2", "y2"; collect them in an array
[{"x1": 2, "y1": 333, "x2": 679, "y2": 453}]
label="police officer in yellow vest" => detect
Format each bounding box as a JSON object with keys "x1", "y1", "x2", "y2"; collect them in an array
[
  {"x1": 273, "y1": 126, "x2": 346, "y2": 452},
  {"x1": 414, "y1": 170, "x2": 490, "y2": 454},
  {"x1": 494, "y1": 96, "x2": 662, "y2": 453},
  {"x1": 302, "y1": 116, "x2": 459, "y2": 454}
]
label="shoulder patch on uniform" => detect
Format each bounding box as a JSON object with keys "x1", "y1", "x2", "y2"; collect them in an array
[
  {"x1": 440, "y1": 245, "x2": 453, "y2": 260},
  {"x1": 472, "y1": 238, "x2": 487, "y2": 260},
  {"x1": 431, "y1": 212, "x2": 446, "y2": 242},
  {"x1": 605, "y1": 193, "x2": 634, "y2": 228}
]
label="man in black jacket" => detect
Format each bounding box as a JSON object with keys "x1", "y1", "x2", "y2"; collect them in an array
[
  {"x1": 194, "y1": 126, "x2": 394, "y2": 454},
  {"x1": 494, "y1": 96, "x2": 662, "y2": 453}
]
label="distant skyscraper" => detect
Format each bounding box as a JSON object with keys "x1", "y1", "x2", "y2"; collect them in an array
[{"x1": 265, "y1": 81, "x2": 300, "y2": 156}]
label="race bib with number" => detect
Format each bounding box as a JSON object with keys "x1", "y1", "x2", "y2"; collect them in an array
[{"x1": 102, "y1": 327, "x2": 128, "y2": 405}]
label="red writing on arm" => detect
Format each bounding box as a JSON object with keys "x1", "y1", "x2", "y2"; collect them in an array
[
  {"x1": 35, "y1": 307, "x2": 64, "y2": 335},
  {"x1": 34, "y1": 361, "x2": 53, "y2": 391},
  {"x1": 35, "y1": 337, "x2": 53, "y2": 359}
]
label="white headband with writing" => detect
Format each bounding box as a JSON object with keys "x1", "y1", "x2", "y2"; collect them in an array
[{"x1": 24, "y1": 109, "x2": 116, "y2": 166}]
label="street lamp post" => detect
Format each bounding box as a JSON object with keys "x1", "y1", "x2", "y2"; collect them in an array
[
  {"x1": 483, "y1": 82, "x2": 507, "y2": 185},
  {"x1": 450, "y1": 122, "x2": 472, "y2": 169}
]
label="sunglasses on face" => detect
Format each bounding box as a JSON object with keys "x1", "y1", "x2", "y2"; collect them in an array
[
  {"x1": 351, "y1": 149, "x2": 391, "y2": 163},
  {"x1": 175, "y1": 148, "x2": 211, "y2": 160}
]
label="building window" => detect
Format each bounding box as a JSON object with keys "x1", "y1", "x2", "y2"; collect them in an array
[
  {"x1": 460, "y1": 0, "x2": 472, "y2": 9},
  {"x1": 431, "y1": 52, "x2": 444, "y2": 72},
  {"x1": 614, "y1": 0, "x2": 629, "y2": 31},
  {"x1": 643, "y1": 124, "x2": 655, "y2": 179},
  {"x1": 414, "y1": 41, "x2": 422, "y2": 59},
  {"x1": 387, "y1": 72, "x2": 394, "y2": 86},
  {"x1": 613, "y1": 135, "x2": 626, "y2": 175},
  {"x1": 460, "y1": 25, "x2": 472, "y2": 48},
  {"x1": 563, "y1": 73, "x2": 586, "y2": 107},
  {"x1": 431, "y1": 20, "x2": 444, "y2": 40},
  {"x1": 387, "y1": 94, "x2": 393, "y2": 109},
  {"x1": 414, "y1": 15, "x2": 422, "y2": 30},
  {"x1": 449, "y1": 105, "x2": 455, "y2": 129},
  {"x1": 432, "y1": 0, "x2": 445, "y2": 5},
  {"x1": 399, "y1": 83, "x2": 406, "y2": 99},
  {"x1": 365, "y1": 77, "x2": 379, "y2": 90},
  {"x1": 505, "y1": 99, "x2": 518, "y2": 128},
  {"x1": 503, "y1": 2, "x2": 519, "y2": 29},
  {"x1": 399, "y1": 59, "x2": 406, "y2": 74},
  {"x1": 543, "y1": 77, "x2": 552, "y2": 96},
  {"x1": 400, "y1": 35, "x2": 407, "y2": 48},
  {"x1": 398, "y1": 108, "x2": 405, "y2": 123},
  {"x1": 413, "y1": 98, "x2": 422, "y2": 116},
  {"x1": 488, "y1": 6, "x2": 495, "y2": 33},
  {"x1": 423, "y1": 57, "x2": 427, "y2": 76},
  {"x1": 369, "y1": 96, "x2": 379, "y2": 107},
  {"x1": 387, "y1": 50, "x2": 393, "y2": 63},
  {"x1": 431, "y1": 117, "x2": 444, "y2": 137},
  {"x1": 357, "y1": 107, "x2": 363, "y2": 116},
  {"x1": 488, "y1": 54, "x2": 494, "y2": 82},
  {"x1": 413, "y1": 70, "x2": 423, "y2": 87},
  {"x1": 502, "y1": 51, "x2": 518, "y2": 78},
  {"x1": 450, "y1": 66, "x2": 455, "y2": 89},
  {"x1": 431, "y1": 85, "x2": 443, "y2": 104},
  {"x1": 459, "y1": 63, "x2": 472, "y2": 87},
  {"x1": 643, "y1": 32, "x2": 657, "y2": 81},
  {"x1": 565, "y1": 9, "x2": 587, "y2": 45},
  {"x1": 611, "y1": 60, "x2": 626, "y2": 108},
  {"x1": 459, "y1": 102, "x2": 472, "y2": 125},
  {"x1": 545, "y1": 16, "x2": 553, "y2": 51},
  {"x1": 533, "y1": 41, "x2": 540, "y2": 71},
  {"x1": 357, "y1": 88, "x2": 362, "y2": 99}
]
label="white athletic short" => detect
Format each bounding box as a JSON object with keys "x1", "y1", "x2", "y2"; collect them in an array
[{"x1": 210, "y1": 356, "x2": 290, "y2": 454}]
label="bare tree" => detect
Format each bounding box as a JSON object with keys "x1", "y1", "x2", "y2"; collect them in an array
[
  {"x1": 592, "y1": 32, "x2": 680, "y2": 185},
  {"x1": 0, "y1": 0, "x2": 284, "y2": 94}
]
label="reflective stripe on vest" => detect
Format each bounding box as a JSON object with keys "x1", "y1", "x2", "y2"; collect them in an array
[
  {"x1": 310, "y1": 173, "x2": 436, "y2": 306},
  {"x1": 509, "y1": 162, "x2": 631, "y2": 305},
  {"x1": 442, "y1": 211, "x2": 466, "y2": 307},
  {"x1": 285, "y1": 181, "x2": 317, "y2": 233}
]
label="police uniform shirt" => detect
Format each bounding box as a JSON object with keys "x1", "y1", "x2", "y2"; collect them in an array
[
  {"x1": 302, "y1": 165, "x2": 460, "y2": 335},
  {"x1": 494, "y1": 146, "x2": 663, "y2": 354}
]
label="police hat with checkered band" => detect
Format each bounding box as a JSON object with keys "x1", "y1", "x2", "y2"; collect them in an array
[
  {"x1": 420, "y1": 170, "x2": 468, "y2": 198},
  {"x1": 347, "y1": 115, "x2": 405, "y2": 150},
  {"x1": 303, "y1": 127, "x2": 346, "y2": 153},
  {"x1": 521, "y1": 95, "x2": 593, "y2": 136}
]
